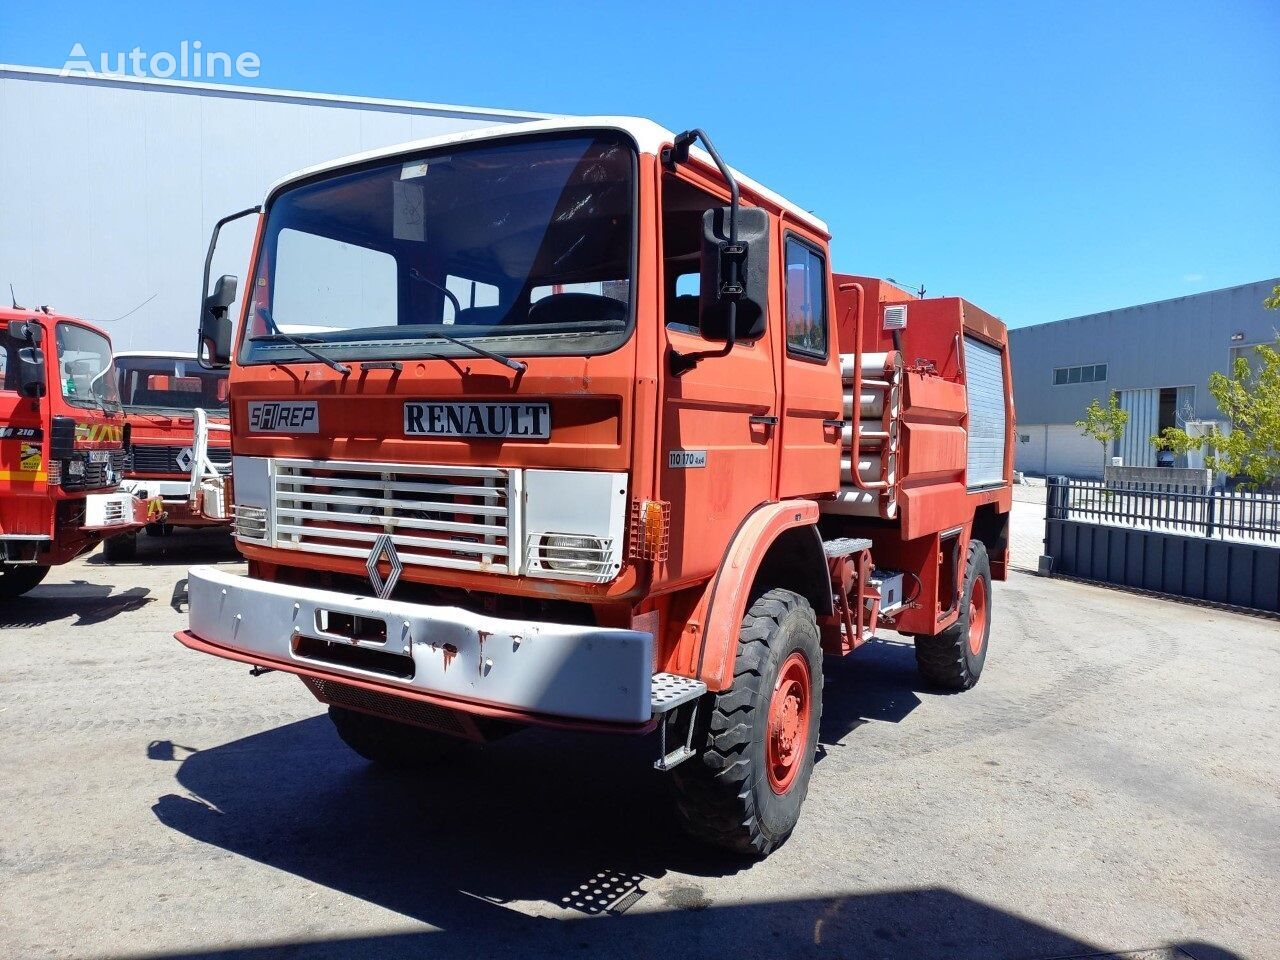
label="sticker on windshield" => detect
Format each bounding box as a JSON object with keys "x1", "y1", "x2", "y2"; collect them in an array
[
  {"x1": 668, "y1": 450, "x2": 707, "y2": 469},
  {"x1": 248, "y1": 401, "x2": 318, "y2": 434},
  {"x1": 404, "y1": 402, "x2": 550, "y2": 440},
  {"x1": 392, "y1": 181, "x2": 425, "y2": 242}
]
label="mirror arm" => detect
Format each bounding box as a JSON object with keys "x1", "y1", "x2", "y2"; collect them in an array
[
  {"x1": 201, "y1": 205, "x2": 261, "y2": 309},
  {"x1": 199, "y1": 205, "x2": 261, "y2": 368},
  {"x1": 664, "y1": 129, "x2": 743, "y2": 378}
]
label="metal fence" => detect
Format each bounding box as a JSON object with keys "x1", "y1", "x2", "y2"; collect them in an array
[
  {"x1": 1048, "y1": 478, "x2": 1280, "y2": 544},
  {"x1": 1044, "y1": 476, "x2": 1280, "y2": 613}
]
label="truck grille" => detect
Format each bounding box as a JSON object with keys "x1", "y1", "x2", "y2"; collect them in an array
[
  {"x1": 62, "y1": 450, "x2": 128, "y2": 490},
  {"x1": 128, "y1": 444, "x2": 232, "y2": 475},
  {"x1": 270, "y1": 459, "x2": 519, "y2": 575}
]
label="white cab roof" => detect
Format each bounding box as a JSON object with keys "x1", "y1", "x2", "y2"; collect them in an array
[
  {"x1": 114, "y1": 350, "x2": 198, "y2": 360},
  {"x1": 265, "y1": 116, "x2": 827, "y2": 234}
]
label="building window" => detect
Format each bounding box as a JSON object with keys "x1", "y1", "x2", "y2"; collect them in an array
[{"x1": 1053, "y1": 363, "x2": 1107, "y2": 385}]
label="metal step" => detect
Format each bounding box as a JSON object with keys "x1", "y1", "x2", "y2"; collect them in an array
[
  {"x1": 823, "y1": 536, "x2": 873, "y2": 558},
  {"x1": 651, "y1": 673, "x2": 707, "y2": 714}
]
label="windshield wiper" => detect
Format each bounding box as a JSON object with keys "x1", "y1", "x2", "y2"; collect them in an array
[
  {"x1": 253, "y1": 308, "x2": 351, "y2": 374},
  {"x1": 428, "y1": 329, "x2": 526, "y2": 374}
]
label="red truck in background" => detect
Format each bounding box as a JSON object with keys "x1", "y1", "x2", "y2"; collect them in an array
[
  {"x1": 105, "y1": 352, "x2": 231, "y2": 561},
  {"x1": 0, "y1": 306, "x2": 152, "y2": 597},
  {"x1": 177, "y1": 119, "x2": 1014, "y2": 856}
]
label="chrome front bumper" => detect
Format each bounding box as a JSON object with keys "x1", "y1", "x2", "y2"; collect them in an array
[{"x1": 183, "y1": 565, "x2": 656, "y2": 724}]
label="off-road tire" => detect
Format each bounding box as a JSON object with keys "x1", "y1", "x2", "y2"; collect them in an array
[
  {"x1": 102, "y1": 531, "x2": 138, "y2": 563},
  {"x1": 0, "y1": 564, "x2": 50, "y2": 600},
  {"x1": 328, "y1": 705, "x2": 464, "y2": 771},
  {"x1": 670, "y1": 588, "x2": 823, "y2": 857},
  {"x1": 914, "y1": 539, "x2": 991, "y2": 690}
]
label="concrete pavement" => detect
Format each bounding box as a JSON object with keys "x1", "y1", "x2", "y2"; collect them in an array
[{"x1": 1, "y1": 515, "x2": 1276, "y2": 959}]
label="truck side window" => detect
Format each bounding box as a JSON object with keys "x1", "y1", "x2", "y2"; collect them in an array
[
  {"x1": 443, "y1": 275, "x2": 500, "y2": 325},
  {"x1": 784, "y1": 236, "x2": 828, "y2": 360},
  {"x1": 662, "y1": 175, "x2": 722, "y2": 338}
]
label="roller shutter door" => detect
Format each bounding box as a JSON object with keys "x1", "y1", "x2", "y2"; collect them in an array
[
  {"x1": 965, "y1": 336, "x2": 1007, "y2": 489},
  {"x1": 1117, "y1": 388, "x2": 1159, "y2": 468}
]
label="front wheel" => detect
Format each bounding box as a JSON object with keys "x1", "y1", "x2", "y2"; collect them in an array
[
  {"x1": 914, "y1": 539, "x2": 991, "y2": 690},
  {"x1": 670, "y1": 588, "x2": 823, "y2": 857},
  {"x1": 0, "y1": 564, "x2": 50, "y2": 600}
]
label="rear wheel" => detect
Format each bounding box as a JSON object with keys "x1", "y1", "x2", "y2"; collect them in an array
[
  {"x1": 670, "y1": 588, "x2": 823, "y2": 857},
  {"x1": 914, "y1": 539, "x2": 991, "y2": 690},
  {"x1": 0, "y1": 564, "x2": 50, "y2": 600},
  {"x1": 328, "y1": 705, "x2": 464, "y2": 771},
  {"x1": 101, "y1": 531, "x2": 138, "y2": 563}
]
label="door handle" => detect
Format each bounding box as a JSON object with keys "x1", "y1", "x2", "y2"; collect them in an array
[{"x1": 749, "y1": 415, "x2": 779, "y2": 426}]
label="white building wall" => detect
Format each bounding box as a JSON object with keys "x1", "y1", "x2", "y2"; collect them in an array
[{"x1": 0, "y1": 66, "x2": 550, "y2": 352}]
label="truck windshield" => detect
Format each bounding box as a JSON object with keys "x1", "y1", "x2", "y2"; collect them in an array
[
  {"x1": 115, "y1": 356, "x2": 229, "y2": 414},
  {"x1": 56, "y1": 323, "x2": 121, "y2": 410},
  {"x1": 240, "y1": 132, "x2": 635, "y2": 365}
]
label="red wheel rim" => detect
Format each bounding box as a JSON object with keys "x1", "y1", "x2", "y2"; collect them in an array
[
  {"x1": 967, "y1": 576, "x2": 988, "y2": 656},
  {"x1": 766, "y1": 652, "x2": 812, "y2": 795}
]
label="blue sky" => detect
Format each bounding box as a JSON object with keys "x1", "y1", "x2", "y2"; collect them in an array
[{"x1": 2, "y1": 0, "x2": 1277, "y2": 327}]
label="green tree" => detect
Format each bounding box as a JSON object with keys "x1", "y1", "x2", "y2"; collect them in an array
[
  {"x1": 1152, "y1": 337, "x2": 1280, "y2": 485},
  {"x1": 1076, "y1": 394, "x2": 1129, "y2": 475}
]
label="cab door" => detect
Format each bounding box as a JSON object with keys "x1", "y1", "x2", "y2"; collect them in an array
[
  {"x1": 656, "y1": 172, "x2": 780, "y2": 584},
  {"x1": 0, "y1": 321, "x2": 51, "y2": 512},
  {"x1": 776, "y1": 231, "x2": 842, "y2": 497}
]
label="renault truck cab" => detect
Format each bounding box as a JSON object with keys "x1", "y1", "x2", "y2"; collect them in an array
[{"x1": 106, "y1": 351, "x2": 231, "y2": 561}]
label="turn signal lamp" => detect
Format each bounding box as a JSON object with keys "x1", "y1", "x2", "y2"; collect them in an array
[{"x1": 628, "y1": 499, "x2": 670, "y2": 562}]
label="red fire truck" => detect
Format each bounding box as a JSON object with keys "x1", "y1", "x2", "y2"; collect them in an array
[
  {"x1": 0, "y1": 306, "x2": 151, "y2": 597},
  {"x1": 176, "y1": 119, "x2": 1013, "y2": 855},
  {"x1": 106, "y1": 352, "x2": 231, "y2": 561}
]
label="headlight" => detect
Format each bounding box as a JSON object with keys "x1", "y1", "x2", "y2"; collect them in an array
[
  {"x1": 67, "y1": 460, "x2": 85, "y2": 478},
  {"x1": 541, "y1": 534, "x2": 609, "y2": 574},
  {"x1": 522, "y1": 469, "x2": 628, "y2": 582}
]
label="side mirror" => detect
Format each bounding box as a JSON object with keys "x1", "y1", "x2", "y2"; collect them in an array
[
  {"x1": 7, "y1": 320, "x2": 43, "y2": 345},
  {"x1": 16, "y1": 346, "x2": 46, "y2": 398},
  {"x1": 198, "y1": 274, "x2": 237, "y2": 368},
  {"x1": 699, "y1": 206, "x2": 770, "y2": 342}
]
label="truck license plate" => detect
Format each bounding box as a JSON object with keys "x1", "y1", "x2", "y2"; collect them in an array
[{"x1": 88, "y1": 450, "x2": 111, "y2": 464}]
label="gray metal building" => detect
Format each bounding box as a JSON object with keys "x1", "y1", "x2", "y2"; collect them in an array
[
  {"x1": 1009, "y1": 278, "x2": 1280, "y2": 478},
  {"x1": 0, "y1": 65, "x2": 549, "y2": 351}
]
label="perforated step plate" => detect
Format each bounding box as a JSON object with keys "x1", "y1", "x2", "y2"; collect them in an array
[{"x1": 651, "y1": 673, "x2": 707, "y2": 714}]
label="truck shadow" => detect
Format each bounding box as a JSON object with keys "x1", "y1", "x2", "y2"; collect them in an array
[
  {"x1": 148, "y1": 716, "x2": 1245, "y2": 960},
  {"x1": 87, "y1": 527, "x2": 240, "y2": 567},
  {"x1": 820, "y1": 638, "x2": 926, "y2": 746},
  {"x1": 0, "y1": 581, "x2": 151, "y2": 628}
]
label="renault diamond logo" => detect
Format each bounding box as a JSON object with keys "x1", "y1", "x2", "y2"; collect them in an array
[{"x1": 366, "y1": 534, "x2": 402, "y2": 600}]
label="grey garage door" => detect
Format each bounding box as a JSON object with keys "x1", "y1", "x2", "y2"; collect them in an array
[{"x1": 965, "y1": 336, "x2": 1008, "y2": 489}]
